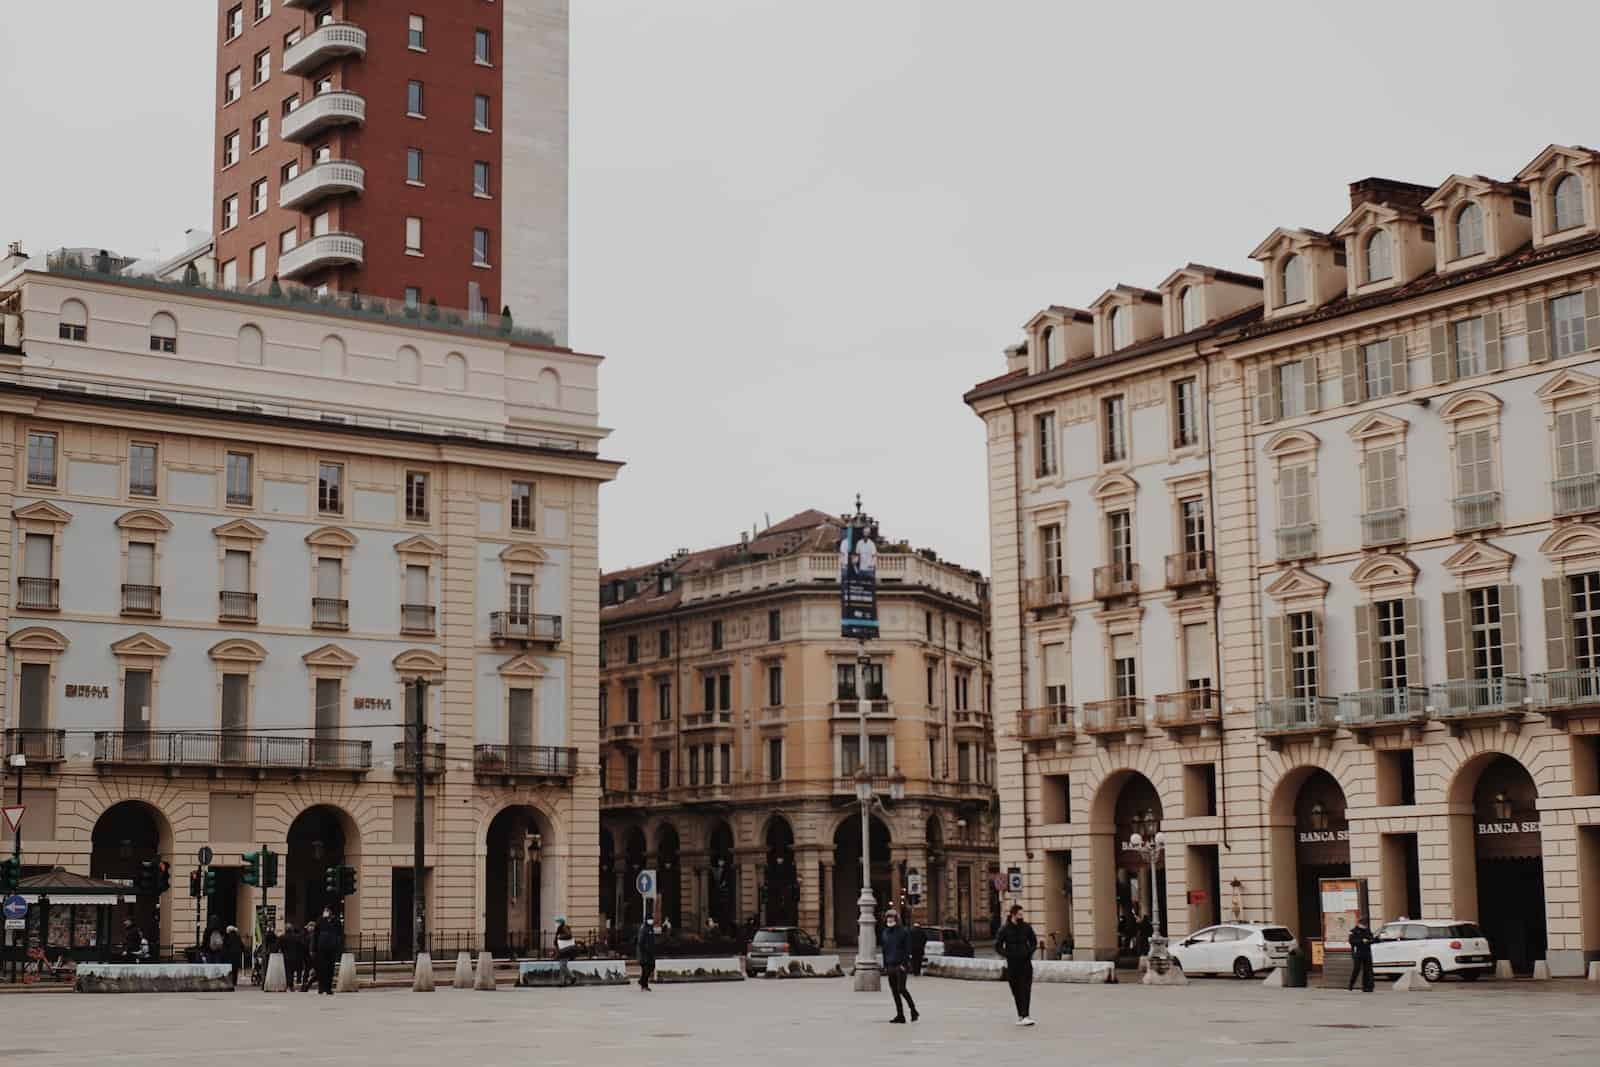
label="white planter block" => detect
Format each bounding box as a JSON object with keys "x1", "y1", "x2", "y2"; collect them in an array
[
  {"x1": 923, "y1": 956, "x2": 1005, "y2": 981},
  {"x1": 654, "y1": 957, "x2": 745, "y2": 983},
  {"x1": 475, "y1": 950, "x2": 497, "y2": 990},
  {"x1": 264, "y1": 953, "x2": 287, "y2": 992},
  {"x1": 1531, "y1": 959, "x2": 1551, "y2": 981},
  {"x1": 765, "y1": 954, "x2": 844, "y2": 978},
  {"x1": 75, "y1": 963, "x2": 234, "y2": 994},
  {"x1": 1033, "y1": 960, "x2": 1115, "y2": 984}
]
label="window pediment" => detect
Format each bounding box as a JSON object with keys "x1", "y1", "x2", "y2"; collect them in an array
[
  {"x1": 1347, "y1": 411, "x2": 1409, "y2": 442},
  {"x1": 1264, "y1": 428, "x2": 1320, "y2": 459},
  {"x1": 395, "y1": 534, "x2": 442, "y2": 558},
  {"x1": 305, "y1": 525, "x2": 358, "y2": 549},
  {"x1": 7, "y1": 626, "x2": 68, "y2": 654},
  {"x1": 111, "y1": 632, "x2": 172, "y2": 658},
  {"x1": 501, "y1": 543, "x2": 549, "y2": 567},
  {"x1": 1422, "y1": 174, "x2": 1521, "y2": 211},
  {"x1": 302, "y1": 643, "x2": 358, "y2": 669},
  {"x1": 1442, "y1": 540, "x2": 1515, "y2": 584},
  {"x1": 208, "y1": 638, "x2": 267, "y2": 664},
  {"x1": 213, "y1": 518, "x2": 267, "y2": 542},
  {"x1": 393, "y1": 648, "x2": 446, "y2": 675},
  {"x1": 1535, "y1": 369, "x2": 1600, "y2": 407},
  {"x1": 1249, "y1": 227, "x2": 1337, "y2": 262},
  {"x1": 1438, "y1": 389, "x2": 1502, "y2": 422},
  {"x1": 14, "y1": 500, "x2": 72, "y2": 526},
  {"x1": 498, "y1": 652, "x2": 547, "y2": 679},
  {"x1": 1516, "y1": 144, "x2": 1600, "y2": 183},
  {"x1": 1090, "y1": 472, "x2": 1138, "y2": 503},
  {"x1": 1350, "y1": 553, "x2": 1419, "y2": 597},
  {"x1": 1265, "y1": 566, "x2": 1330, "y2": 602},
  {"x1": 115, "y1": 508, "x2": 173, "y2": 533},
  {"x1": 1540, "y1": 523, "x2": 1600, "y2": 565}
]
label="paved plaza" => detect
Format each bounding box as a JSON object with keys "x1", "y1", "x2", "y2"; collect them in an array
[{"x1": 5, "y1": 976, "x2": 1599, "y2": 1066}]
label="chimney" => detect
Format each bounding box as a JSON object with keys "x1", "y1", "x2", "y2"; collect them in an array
[{"x1": 1348, "y1": 177, "x2": 1436, "y2": 213}]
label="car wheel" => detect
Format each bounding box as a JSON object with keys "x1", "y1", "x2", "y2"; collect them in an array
[
  {"x1": 1233, "y1": 957, "x2": 1254, "y2": 980},
  {"x1": 1420, "y1": 958, "x2": 1443, "y2": 983}
]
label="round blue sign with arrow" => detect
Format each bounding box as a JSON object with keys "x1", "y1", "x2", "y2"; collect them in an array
[
  {"x1": 636, "y1": 870, "x2": 655, "y2": 897},
  {"x1": 3, "y1": 895, "x2": 27, "y2": 921}
]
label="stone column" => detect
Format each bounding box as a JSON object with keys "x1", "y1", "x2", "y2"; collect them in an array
[
  {"x1": 755, "y1": 862, "x2": 767, "y2": 925},
  {"x1": 820, "y1": 861, "x2": 834, "y2": 946}
]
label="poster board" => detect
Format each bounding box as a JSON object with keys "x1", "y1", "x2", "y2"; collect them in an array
[{"x1": 1318, "y1": 876, "x2": 1367, "y2": 953}]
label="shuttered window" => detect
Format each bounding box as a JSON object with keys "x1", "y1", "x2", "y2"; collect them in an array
[
  {"x1": 19, "y1": 663, "x2": 49, "y2": 730},
  {"x1": 1288, "y1": 612, "x2": 1318, "y2": 698},
  {"x1": 224, "y1": 550, "x2": 250, "y2": 592},
  {"x1": 1183, "y1": 623, "x2": 1212, "y2": 690},
  {"x1": 123, "y1": 670, "x2": 151, "y2": 732},
  {"x1": 128, "y1": 542, "x2": 155, "y2": 587},
  {"x1": 405, "y1": 564, "x2": 429, "y2": 605},
  {"x1": 1571, "y1": 573, "x2": 1600, "y2": 673},
  {"x1": 1365, "y1": 446, "x2": 1400, "y2": 511},
  {"x1": 315, "y1": 678, "x2": 340, "y2": 737},
  {"x1": 1277, "y1": 361, "x2": 1305, "y2": 417},
  {"x1": 1361, "y1": 341, "x2": 1393, "y2": 398},
  {"x1": 1456, "y1": 428, "x2": 1495, "y2": 497},
  {"x1": 1376, "y1": 600, "x2": 1407, "y2": 690},
  {"x1": 1555, "y1": 409, "x2": 1596, "y2": 477},
  {"x1": 509, "y1": 688, "x2": 534, "y2": 748},
  {"x1": 222, "y1": 673, "x2": 248, "y2": 732},
  {"x1": 1468, "y1": 587, "x2": 1504, "y2": 681},
  {"x1": 1453, "y1": 318, "x2": 1486, "y2": 378},
  {"x1": 1035, "y1": 412, "x2": 1057, "y2": 476},
  {"x1": 1041, "y1": 524, "x2": 1063, "y2": 582},
  {"x1": 23, "y1": 534, "x2": 51, "y2": 578},
  {"x1": 1279, "y1": 464, "x2": 1313, "y2": 527},
  {"x1": 1551, "y1": 292, "x2": 1587, "y2": 357},
  {"x1": 1108, "y1": 510, "x2": 1133, "y2": 572},
  {"x1": 316, "y1": 557, "x2": 341, "y2": 598}
]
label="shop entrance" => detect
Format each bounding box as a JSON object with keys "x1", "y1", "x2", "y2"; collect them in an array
[
  {"x1": 1454, "y1": 755, "x2": 1545, "y2": 976},
  {"x1": 1269, "y1": 767, "x2": 1350, "y2": 962},
  {"x1": 832, "y1": 815, "x2": 891, "y2": 945},
  {"x1": 763, "y1": 817, "x2": 799, "y2": 926},
  {"x1": 89, "y1": 800, "x2": 172, "y2": 951}
]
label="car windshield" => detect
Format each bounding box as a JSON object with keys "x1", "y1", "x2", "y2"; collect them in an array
[
  {"x1": 1448, "y1": 923, "x2": 1484, "y2": 939},
  {"x1": 1260, "y1": 927, "x2": 1294, "y2": 942},
  {"x1": 753, "y1": 930, "x2": 788, "y2": 943}
]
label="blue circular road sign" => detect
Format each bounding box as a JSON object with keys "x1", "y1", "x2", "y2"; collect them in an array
[
  {"x1": 636, "y1": 871, "x2": 655, "y2": 896},
  {"x1": 3, "y1": 895, "x2": 27, "y2": 920}
]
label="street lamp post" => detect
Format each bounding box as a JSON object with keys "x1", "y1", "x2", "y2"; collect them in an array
[
  {"x1": 852, "y1": 641, "x2": 879, "y2": 991},
  {"x1": 9, "y1": 753, "x2": 24, "y2": 867},
  {"x1": 1127, "y1": 827, "x2": 1171, "y2": 976}
]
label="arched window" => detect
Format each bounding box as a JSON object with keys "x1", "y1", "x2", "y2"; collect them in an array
[
  {"x1": 1179, "y1": 286, "x2": 1199, "y2": 332},
  {"x1": 237, "y1": 324, "x2": 263, "y2": 365},
  {"x1": 1039, "y1": 326, "x2": 1055, "y2": 371},
  {"x1": 320, "y1": 335, "x2": 346, "y2": 376},
  {"x1": 1454, "y1": 202, "x2": 1484, "y2": 257},
  {"x1": 445, "y1": 352, "x2": 467, "y2": 391},
  {"x1": 58, "y1": 298, "x2": 88, "y2": 342},
  {"x1": 1280, "y1": 254, "x2": 1306, "y2": 306},
  {"x1": 396, "y1": 345, "x2": 420, "y2": 384},
  {"x1": 1109, "y1": 307, "x2": 1130, "y2": 349},
  {"x1": 149, "y1": 312, "x2": 177, "y2": 353},
  {"x1": 537, "y1": 367, "x2": 561, "y2": 408},
  {"x1": 1364, "y1": 229, "x2": 1392, "y2": 282},
  {"x1": 1553, "y1": 173, "x2": 1584, "y2": 232}
]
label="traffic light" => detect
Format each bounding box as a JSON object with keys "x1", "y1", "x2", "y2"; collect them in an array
[
  {"x1": 135, "y1": 859, "x2": 158, "y2": 895},
  {"x1": 241, "y1": 850, "x2": 261, "y2": 887},
  {"x1": 324, "y1": 866, "x2": 340, "y2": 896},
  {"x1": 0, "y1": 858, "x2": 18, "y2": 894},
  {"x1": 262, "y1": 848, "x2": 279, "y2": 889},
  {"x1": 339, "y1": 864, "x2": 357, "y2": 898},
  {"x1": 157, "y1": 861, "x2": 172, "y2": 896},
  {"x1": 202, "y1": 868, "x2": 217, "y2": 897},
  {"x1": 188, "y1": 868, "x2": 202, "y2": 899}
]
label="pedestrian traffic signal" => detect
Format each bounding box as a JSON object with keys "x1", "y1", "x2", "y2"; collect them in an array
[
  {"x1": 262, "y1": 848, "x2": 279, "y2": 889},
  {"x1": 241, "y1": 850, "x2": 261, "y2": 887},
  {"x1": 203, "y1": 868, "x2": 217, "y2": 896},
  {"x1": 339, "y1": 864, "x2": 357, "y2": 898},
  {"x1": 0, "y1": 858, "x2": 18, "y2": 894},
  {"x1": 188, "y1": 868, "x2": 202, "y2": 899},
  {"x1": 157, "y1": 861, "x2": 172, "y2": 896}
]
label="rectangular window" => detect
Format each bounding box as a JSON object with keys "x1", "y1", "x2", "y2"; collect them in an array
[
  {"x1": 221, "y1": 259, "x2": 238, "y2": 289},
  {"x1": 1454, "y1": 317, "x2": 1486, "y2": 378},
  {"x1": 314, "y1": 677, "x2": 340, "y2": 747},
  {"x1": 1456, "y1": 427, "x2": 1495, "y2": 497},
  {"x1": 1365, "y1": 445, "x2": 1400, "y2": 511},
  {"x1": 510, "y1": 481, "x2": 534, "y2": 530},
  {"x1": 1035, "y1": 411, "x2": 1057, "y2": 476},
  {"x1": 841, "y1": 735, "x2": 861, "y2": 776},
  {"x1": 473, "y1": 160, "x2": 491, "y2": 197},
  {"x1": 314, "y1": 75, "x2": 332, "y2": 95},
  {"x1": 1279, "y1": 463, "x2": 1313, "y2": 528},
  {"x1": 1181, "y1": 497, "x2": 1207, "y2": 558},
  {"x1": 689, "y1": 747, "x2": 700, "y2": 786},
  {"x1": 253, "y1": 0, "x2": 270, "y2": 21},
  {"x1": 867, "y1": 735, "x2": 889, "y2": 776},
  {"x1": 318, "y1": 461, "x2": 343, "y2": 513},
  {"x1": 249, "y1": 242, "x2": 267, "y2": 282},
  {"x1": 657, "y1": 750, "x2": 671, "y2": 790},
  {"x1": 508, "y1": 575, "x2": 532, "y2": 620},
  {"x1": 626, "y1": 635, "x2": 639, "y2": 664},
  {"x1": 1112, "y1": 635, "x2": 1137, "y2": 699},
  {"x1": 1571, "y1": 572, "x2": 1600, "y2": 673},
  {"x1": 281, "y1": 159, "x2": 300, "y2": 185},
  {"x1": 221, "y1": 195, "x2": 239, "y2": 231},
  {"x1": 316, "y1": 556, "x2": 341, "y2": 599},
  {"x1": 598, "y1": 690, "x2": 608, "y2": 727},
  {"x1": 1468, "y1": 586, "x2": 1504, "y2": 681},
  {"x1": 127, "y1": 541, "x2": 155, "y2": 589},
  {"x1": 225, "y1": 67, "x2": 242, "y2": 104},
  {"x1": 124, "y1": 669, "x2": 152, "y2": 738},
  {"x1": 1362, "y1": 340, "x2": 1394, "y2": 399},
  {"x1": 23, "y1": 533, "x2": 52, "y2": 580},
  {"x1": 1183, "y1": 622, "x2": 1213, "y2": 690},
  {"x1": 26, "y1": 432, "x2": 57, "y2": 487},
  {"x1": 475, "y1": 28, "x2": 492, "y2": 63},
  {"x1": 1288, "y1": 611, "x2": 1319, "y2": 698},
  {"x1": 703, "y1": 675, "x2": 716, "y2": 713},
  {"x1": 659, "y1": 628, "x2": 671, "y2": 658},
  {"x1": 768, "y1": 738, "x2": 783, "y2": 782},
  {"x1": 1552, "y1": 292, "x2": 1588, "y2": 358},
  {"x1": 1102, "y1": 395, "x2": 1127, "y2": 462},
  {"x1": 927, "y1": 663, "x2": 936, "y2": 704},
  {"x1": 1040, "y1": 523, "x2": 1063, "y2": 582},
  {"x1": 253, "y1": 48, "x2": 271, "y2": 86},
  {"x1": 626, "y1": 753, "x2": 639, "y2": 793},
  {"x1": 955, "y1": 669, "x2": 971, "y2": 710},
  {"x1": 226, "y1": 4, "x2": 243, "y2": 40},
  {"x1": 1557, "y1": 409, "x2": 1597, "y2": 479},
  {"x1": 509, "y1": 687, "x2": 534, "y2": 748},
  {"x1": 407, "y1": 80, "x2": 425, "y2": 116},
  {"x1": 474, "y1": 94, "x2": 491, "y2": 130},
  {"x1": 226, "y1": 452, "x2": 253, "y2": 505},
  {"x1": 1107, "y1": 510, "x2": 1133, "y2": 573},
  {"x1": 128, "y1": 442, "x2": 158, "y2": 497},
  {"x1": 279, "y1": 227, "x2": 298, "y2": 254},
  {"x1": 1376, "y1": 599, "x2": 1408, "y2": 690},
  {"x1": 767, "y1": 665, "x2": 782, "y2": 707},
  {"x1": 403, "y1": 564, "x2": 428, "y2": 608},
  {"x1": 223, "y1": 130, "x2": 240, "y2": 167},
  {"x1": 720, "y1": 744, "x2": 731, "y2": 784},
  {"x1": 282, "y1": 92, "x2": 300, "y2": 115},
  {"x1": 718, "y1": 673, "x2": 731, "y2": 710},
  {"x1": 711, "y1": 620, "x2": 723, "y2": 650},
  {"x1": 408, "y1": 14, "x2": 425, "y2": 49},
  {"x1": 405, "y1": 216, "x2": 423, "y2": 254},
  {"x1": 223, "y1": 549, "x2": 251, "y2": 595},
  {"x1": 957, "y1": 742, "x2": 972, "y2": 783},
  {"x1": 768, "y1": 610, "x2": 781, "y2": 641},
  {"x1": 1173, "y1": 377, "x2": 1199, "y2": 447},
  {"x1": 405, "y1": 470, "x2": 429, "y2": 520},
  {"x1": 252, "y1": 113, "x2": 269, "y2": 151},
  {"x1": 473, "y1": 228, "x2": 491, "y2": 266},
  {"x1": 625, "y1": 685, "x2": 639, "y2": 723},
  {"x1": 404, "y1": 287, "x2": 420, "y2": 311},
  {"x1": 1277, "y1": 361, "x2": 1306, "y2": 418}
]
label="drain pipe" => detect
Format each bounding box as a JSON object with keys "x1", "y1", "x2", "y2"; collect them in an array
[
  {"x1": 1202, "y1": 350, "x2": 1230, "y2": 855},
  {"x1": 1000, "y1": 396, "x2": 1032, "y2": 864}
]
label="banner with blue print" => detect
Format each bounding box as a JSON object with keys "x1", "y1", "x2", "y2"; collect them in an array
[{"x1": 839, "y1": 522, "x2": 879, "y2": 640}]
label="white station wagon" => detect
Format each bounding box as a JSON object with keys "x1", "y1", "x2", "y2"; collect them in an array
[
  {"x1": 1371, "y1": 919, "x2": 1494, "y2": 982},
  {"x1": 1169, "y1": 923, "x2": 1295, "y2": 978}
]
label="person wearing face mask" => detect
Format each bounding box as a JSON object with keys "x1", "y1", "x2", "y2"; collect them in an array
[{"x1": 879, "y1": 908, "x2": 919, "y2": 1024}]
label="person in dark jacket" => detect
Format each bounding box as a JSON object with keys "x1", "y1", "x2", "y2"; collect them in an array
[
  {"x1": 1348, "y1": 917, "x2": 1376, "y2": 992},
  {"x1": 223, "y1": 925, "x2": 245, "y2": 988},
  {"x1": 280, "y1": 924, "x2": 306, "y2": 991},
  {"x1": 636, "y1": 920, "x2": 657, "y2": 991},
  {"x1": 314, "y1": 909, "x2": 343, "y2": 995},
  {"x1": 880, "y1": 909, "x2": 919, "y2": 1023},
  {"x1": 995, "y1": 905, "x2": 1038, "y2": 1027}
]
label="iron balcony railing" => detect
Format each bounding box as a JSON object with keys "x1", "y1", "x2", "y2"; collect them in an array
[
  {"x1": 93, "y1": 730, "x2": 371, "y2": 770},
  {"x1": 1339, "y1": 686, "x2": 1430, "y2": 725},
  {"x1": 1082, "y1": 697, "x2": 1147, "y2": 735},
  {"x1": 473, "y1": 744, "x2": 577, "y2": 778},
  {"x1": 1429, "y1": 675, "x2": 1528, "y2": 718},
  {"x1": 1092, "y1": 563, "x2": 1140, "y2": 600},
  {"x1": 1154, "y1": 688, "x2": 1221, "y2": 728},
  {"x1": 312, "y1": 597, "x2": 349, "y2": 630},
  {"x1": 1256, "y1": 695, "x2": 1340, "y2": 734},
  {"x1": 400, "y1": 603, "x2": 436, "y2": 635},
  {"x1": 490, "y1": 612, "x2": 563, "y2": 643},
  {"x1": 392, "y1": 741, "x2": 446, "y2": 775},
  {"x1": 1552, "y1": 474, "x2": 1600, "y2": 518},
  {"x1": 1452, "y1": 491, "x2": 1502, "y2": 534},
  {"x1": 121, "y1": 584, "x2": 160, "y2": 615},
  {"x1": 1360, "y1": 507, "x2": 1407, "y2": 549},
  {"x1": 1024, "y1": 574, "x2": 1069, "y2": 611},
  {"x1": 1164, "y1": 551, "x2": 1214, "y2": 589},
  {"x1": 1017, "y1": 704, "x2": 1075, "y2": 740},
  {"x1": 219, "y1": 590, "x2": 257, "y2": 621},
  {"x1": 1532, "y1": 667, "x2": 1600, "y2": 711},
  {"x1": 3, "y1": 728, "x2": 66, "y2": 763},
  {"x1": 1276, "y1": 524, "x2": 1318, "y2": 562},
  {"x1": 17, "y1": 576, "x2": 59, "y2": 610}
]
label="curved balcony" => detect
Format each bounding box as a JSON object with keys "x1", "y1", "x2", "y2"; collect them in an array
[
  {"x1": 283, "y1": 22, "x2": 368, "y2": 76},
  {"x1": 281, "y1": 91, "x2": 366, "y2": 144},
  {"x1": 280, "y1": 161, "x2": 365, "y2": 211},
  {"x1": 279, "y1": 233, "x2": 364, "y2": 280}
]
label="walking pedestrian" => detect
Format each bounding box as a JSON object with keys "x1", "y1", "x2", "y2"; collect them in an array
[
  {"x1": 880, "y1": 909, "x2": 919, "y2": 1024},
  {"x1": 206, "y1": 918, "x2": 227, "y2": 964},
  {"x1": 224, "y1": 925, "x2": 245, "y2": 988},
  {"x1": 302, "y1": 922, "x2": 319, "y2": 992},
  {"x1": 636, "y1": 918, "x2": 657, "y2": 991},
  {"x1": 995, "y1": 904, "x2": 1037, "y2": 1027},
  {"x1": 1348, "y1": 917, "x2": 1376, "y2": 993},
  {"x1": 281, "y1": 923, "x2": 305, "y2": 990},
  {"x1": 314, "y1": 909, "x2": 343, "y2": 995}
]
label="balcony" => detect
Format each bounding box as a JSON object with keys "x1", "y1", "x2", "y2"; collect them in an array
[
  {"x1": 279, "y1": 232, "x2": 365, "y2": 280},
  {"x1": 473, "y1": 744, "x2": 577, "y2": 780},
  {"x1": 280, "y1": 90, "x2": 366, "y2": 143},
  {"x1": 279, "y1": 160, "x2": 366, "y2": 211},
  {"x1": 1532, "y1": 668, "x2": 1600, "y2": 725},
  {"x1": 832, "y1": 772, "x2": 890, "y2": 797},
  {"x1": 683, "y1": 710, "x2": 734, "y2": 732},
  {"x1": 678, "y1": 782, "x2": 734, "y2": 804},
  {"x1": 1361, "y1": 507, "x2": 1407, "y2": 549},
  {"x1": 1024, "y1": 574, "x2": 1069, "y2": 612},
  {"x1": 605, "y1": 721, "x2": 642, "y2": 743},
  {"x1": 93, "y1": 731, "x2": 371, "y2": 774},
  {"x1": 3, "y1": 728, "x2": 66, "y2": 766},
  {"x1": 830, "y1": 698, "x2": 890, "y2": 718},
  {"x1": 1017, "y1": 704, "x2": 1075, "y2": 742},
  {"x1": 1093, "y1": 563, "x2": 1140, "y2": 601},
  {"x1": 282, "y1": 21, "x2": 368, "y2": 76},
  {"x1": 312, "y1": 597, "x2": 349, "y2": 630},
  {"x1": 401, "y1": 603, "x2": 436, "y2": 635},
  {"x1": 392, "y1": 741, "x2": 445, "y2": 777},
  {"x1": 1453, "y1": 491, "x2": 1502, "y2": 534},
  {"x1": 951, "y1": 709, "x2": 991, "y2": 736},
  {"x1": 1430, "y1": 675, "x2": 1529, "y2": 733},
  {"x1": 1276, "y1": 524, "x2": 1318, "y2": 562},
  {"x1": 17, "y1": 577, "x2": 59, "y2": 610},
  {"x1": 1153, "y1": 688, "x2": 1221, "y2": 734},
  {"x1": 219, "y1": 590, "x2": 257, "y2": 622},
  {"x1": 1553, "y1": 474, "x2": 1600, "y2": 518},
  {"x1": 1339, "y1": 686, "x2": 1430, "y2": 740},
  {"x1": 1255, "y1": 696, "x2": 1340, "y2": 748},
  {"x1": 1164, "y1": 551, "x2": 1214, "y2": 590},
  {"x1": 121, "y1": 584, "x2": 160, "y2": 616},
  {"x1": 490, "y1": 612, "x2": 563, "y2": 644},
  {"x1": 1082, "y1": 698, "x2": 1147, "y2": 740}
]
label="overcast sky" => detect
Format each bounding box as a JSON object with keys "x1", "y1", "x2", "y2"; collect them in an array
[{"x1": 1, "y1": 2, "x2": 1591, "y2": 573}]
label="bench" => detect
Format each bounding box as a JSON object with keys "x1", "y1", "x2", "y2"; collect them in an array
[
  {"x1": 517, "y1": 959, "x2": 629, "y2": 987},
  {"x1": 764, "y1": 954, "x2": 843, "y2": 978},
  {"x1": 653, "y1": 957, "x2": 745, "y2": 983},
  {"x1": 75, "y1": 963, "x2": 234, "y2": 993}
]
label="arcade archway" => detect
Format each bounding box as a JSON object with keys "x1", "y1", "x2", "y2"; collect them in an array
[
  {"x1": 90, "y1": 800, "x2": 172, "y2": 950},
  {"x1": 285, "y1": 805, "x2": 360, "y2": 933},
  {"x1": 832, "y1": 815, "x2": 891, "y2": 945},
  {"x1": 1269, "y1": 767, "x2": 1351, "y2": 957},
  {"x1": 1448, "y1": 754, "x2": 1546, "y2": 975},
  {"x1": 656, "y1": 824, "x2": 682, "y2": 929},
  {"x1": 621, "y1": 826, "x2": 647, "y2": 928},
  {"x1": 485, "y1": 805, "x2": 556, "y2": 956},
  {"x1": 1088, "y1": 770, "x2": 1166, "y2": 961},
  {"x1": 763, "y1": 817, "x2": 798, "y2": 926},
  {"x1": 706, "y1": 821, "x2": 737, "y2": 933}
]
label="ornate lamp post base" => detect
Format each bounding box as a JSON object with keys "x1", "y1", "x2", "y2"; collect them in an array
[{"x1": 852, "y1": 884, "x2": 880, "y2": 992}]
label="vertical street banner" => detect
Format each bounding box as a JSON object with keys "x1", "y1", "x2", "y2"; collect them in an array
[{"x1": 840, "y1": 521, "x2": 879, "y2": 640}]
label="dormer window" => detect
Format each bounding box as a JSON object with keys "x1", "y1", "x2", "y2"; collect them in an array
[
  {"x1": 1364, "y1": 230, "x2": 1393, "y2": 283},
  {"x1": 1039, "y1": 325, "x2": 1066, "y2": 371},
  {"x1": 1280, "y1": 255, "x2": 1306, "y2": 306},
  {"x1": 1109, "y1": 307, "x2": 1130, "y2": 350},
  {"x1": 1179, "y1": 286, "x2": 1199, "y2": 332},
  {"x1": 1454, "y1": 202, "x2": 1484, "y2": 257},
  {"x1": 1553, "y1": 173, "x2": 1584, "y2": 232}
]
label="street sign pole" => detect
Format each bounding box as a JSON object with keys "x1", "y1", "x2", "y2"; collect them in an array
[{"x1": 413, "y1": 677, "x2": 428, "y2": 961}]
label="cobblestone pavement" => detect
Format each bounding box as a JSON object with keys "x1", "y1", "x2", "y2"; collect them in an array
[{"x1": 5, "y1": 975, "x2": 1598, "y2": 1066}]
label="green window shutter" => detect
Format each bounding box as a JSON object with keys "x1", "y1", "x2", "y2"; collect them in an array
[
  {"x1": 1300, "y1": 356, "x2": 1320, "y2": 414},
  {"x1": 1499, "y1": 583, "x2": 1522, "y2": 677},
  {"x1": 1354, "y1": 603, "x2": 1374, "y2": 691},
  {"x1": 1390, "y1": 336, "x2": 1409, "y2": 393},
  {"x1": 1430, "y1": 324, "x2": 1451, "y2": 385},
  {"x1": 1543, "y1": 576, "x2": 1571, "y2": 674},
  {"x1": 1442, "y1": 591, "x2": 1465, "y2": 682},
  {"x1": 1341, "y1": 346, "x2": 1361, "y2": 405},
  {"x1": 1483, "y1": 312, "x2": 1501, "y2": 373},
  {"x1": 1526, "y1": 300, "x2": 1548, "y2": 363},
  {"x1": 1266, "y1": 615, "x2": 1286, "y2": 700},
  {"x1": 1255, "y1": 367, "x2": 1276, "y2": 425},
  {"x1": 1403, "y1": 598, "x2": 1424, "y2": 690}
]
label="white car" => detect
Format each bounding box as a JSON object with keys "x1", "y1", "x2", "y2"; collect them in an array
[
  {"x1": 1170, "y1": 923, "x2": 1295, "y2": 978},
  {"x1": 1370, "y1": 919, "x2": 1493, "y2": 982}
]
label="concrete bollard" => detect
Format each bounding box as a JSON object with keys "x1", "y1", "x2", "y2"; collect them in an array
[
  {"x1": 413, "y1": 952, "x2": 436, "y2": 992},
  {"x1": 1588, "y1": 961, "x2": 1600, "y2": 982},
  {"x1": 1392, "y1": 970, "x2": 1430, "y2": 992},
  {"x1": 1495, "y1": 960, "x2": 1514, "y2": 980},
  {"x1": 1262, "y1": 967, "x2": 1285, "y2": 988},
  {"x1": 1532, "y1": 959, "x2": 1551, "y2": 981},
  {"x1": 453, "y1": 952, "x2": 473, "y2": 989},
  {"x1": 336, "y1": 952, "x2": 358, "y2": 993},
  {"x1": 264, "y1": 952, "x2": 287, "y2": 992},
  {"x1": 474, "y1": 950, "x2": 497, "y2": 990}
]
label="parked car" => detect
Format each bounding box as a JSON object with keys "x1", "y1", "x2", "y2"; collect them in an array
[
  {"x1": 745, "y1": 926, "x2": 821, "y2": 976},
  {"x1": 1371, "y1": 919, "x2": 1493, "y2": 982},
  {"x1": 1169, "y1": 923, "x2": 1295, "y2": 978},
  {"x1": 911, "y1": 926, "x2": 974, "y2": 973}
]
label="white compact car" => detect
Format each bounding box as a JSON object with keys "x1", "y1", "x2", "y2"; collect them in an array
[
  {"x1": 1169, "y1": 923, "x2": 1295, "y2": 978},
  {"x1": 1370, "y1": 919, "x2": 1493, "y2": 982}
]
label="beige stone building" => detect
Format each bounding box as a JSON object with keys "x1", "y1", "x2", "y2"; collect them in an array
[
  {"x1": 969, "y1": 145, "x2": 1600, "y2": 978},
  {"x1": 596, "y1": 510, "x2": 996, "y2": 946},
  {"x1": 0, "y1": 247, "x2": 615, "y2": 957}
]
